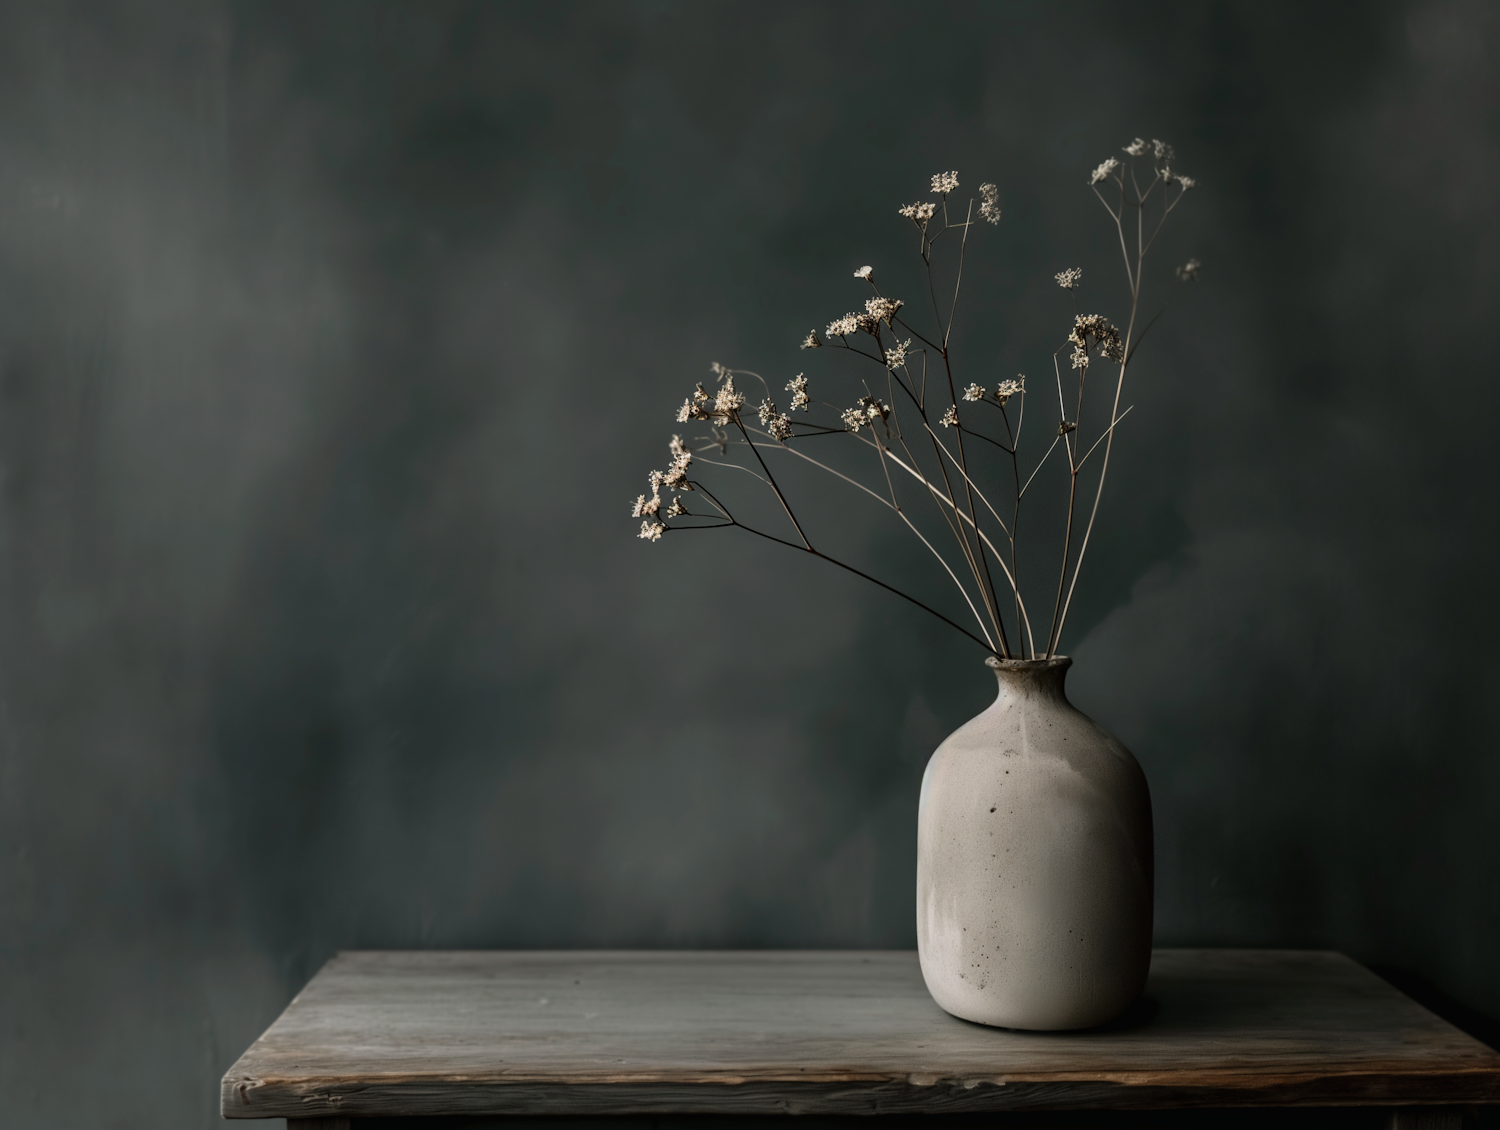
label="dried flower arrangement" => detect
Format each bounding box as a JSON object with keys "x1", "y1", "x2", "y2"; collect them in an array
[{"x1": 631, "y1": 139, "x2": 1197, "y2": 660}]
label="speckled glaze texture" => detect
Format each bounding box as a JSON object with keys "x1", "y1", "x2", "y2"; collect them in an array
[{"x1": 917, "y1": 656, "x2": 1153, "y2": 1031}]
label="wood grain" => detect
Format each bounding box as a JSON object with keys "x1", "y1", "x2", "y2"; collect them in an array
[{"x1": 221, "y1": 950, "x2": 1500, "y2": 1119}]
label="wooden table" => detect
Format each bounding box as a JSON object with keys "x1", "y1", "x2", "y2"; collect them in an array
[{"x1": 220, "y1": 950, "x2": 1500, "y2": 1128}]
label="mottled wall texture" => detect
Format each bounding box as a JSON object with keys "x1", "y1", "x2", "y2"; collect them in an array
[{"x1": 1, "y1": 1, "x2": 1497, "y2": 1125}]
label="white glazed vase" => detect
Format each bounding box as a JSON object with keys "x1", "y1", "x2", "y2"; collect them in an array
[{"x1": 916, "y1": 655, "x2": 1153, "y2": 1030}]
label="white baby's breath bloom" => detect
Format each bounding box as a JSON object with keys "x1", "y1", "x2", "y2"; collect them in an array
[
  {"x1": 662, "y1": 434, "x2": 693, "y2": 489},
  {"x1": 787, "y1": 373, "x2": 810, "y2": 411},
  {"x1": 1055, "y1": 267, "x2": 1083, "y2": 290},
  {"x1": 978, "y1": 183, "x2": 1001, "y2": 224},
  {"x1": 940, "y1": 405, "x2": 959, "y2": 428},
  {"x1": 884, "y1": 338, "x2": 910, "y2": 370},
  {"x1": 840, "y1": 406, "x2": 864, "y2": 432},
  {"x1": 713, "y1": 374, "x2": 745, "y2": 417},
  {"x1": 853, "y1": 265, "x2": 873, "y2": 279},
  {"x1": 801, "y1": 329, "x2": 823, "y2": 349},
  {"x1": 898, "y1": 201, "x2": 936, "y2": 225},
  {"x1": 1152, "y1": 139, "x2": 1173, "y2": 160},
  {"x1": 676, "y1": 382, "x2": 712, "y2": 422},
  {"x1": 995, "y1": 377, "x2": 1024, "y2": 405},
  {"x1": 638, "y1": 519, "x2": 665, "y2": 542},
  {"x1": 962, "y1": 383, "x2": 985, "y2": 402},
  {"x1": 865, "y1": 296, "x2": 903, "y2": 325},
  {"x1": 865, "y1": 395, "x2": 889, "y2": 421},
  {"x1": 931, "y1": 170, "x2": 959, "y2": 195},
  {"x1": 665, "y1": 496, "x2": 687, "y2": 518},
  {"x1": 631, "y1": 492, "x2": 660, "y2": 518},
  {"x1": 827, "y1": 313, "x2": 861, "y2": 338},
  {"x1": 1162, "y1": 166, "x2": 1196, "y2": 190},
  {"x1": 1176, "y1": 258, "x2": 1201, "y2": 281},
  {"x1": 1090, "y1": 157, "x2": 1120, "y2": 185},
  {"x1": 1068, "y1": 314, "x2": 1123, "y2": 369},
  {"x1": 1123, "y1": 137, "x2": 1148, "y2": 157}
]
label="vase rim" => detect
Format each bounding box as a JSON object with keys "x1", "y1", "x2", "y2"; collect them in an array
[{"x1": 985, "y1": 654, "x2": 1072, "y2": 671}]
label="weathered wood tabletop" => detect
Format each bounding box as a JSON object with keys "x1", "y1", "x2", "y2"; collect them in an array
[{"x1": 221, "y1": 949, "x2": 1500, "y2": 1123}]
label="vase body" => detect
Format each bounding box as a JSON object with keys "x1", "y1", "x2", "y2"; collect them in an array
[{"x1": 916, "y1": 656, "x2": 1153, "y2": 1030}]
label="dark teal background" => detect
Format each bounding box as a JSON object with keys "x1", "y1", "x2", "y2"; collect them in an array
[{"x1": 2, "y1": 2, "x2": 1498, "y2": 1126}]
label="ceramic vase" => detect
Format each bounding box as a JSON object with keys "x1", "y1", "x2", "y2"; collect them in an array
[{"x1": 916, "y1": 655, "x2": 1153, "y2": 1030}]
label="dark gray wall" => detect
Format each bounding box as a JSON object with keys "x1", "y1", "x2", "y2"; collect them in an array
[{"x1": 2, "y1": 1, "x2": 1497, "y2": 1126}]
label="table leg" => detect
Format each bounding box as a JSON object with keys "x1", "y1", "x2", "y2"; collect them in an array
[{"x1": 1385, "y1": 1108, "x2": 1465, "y2": 1130}]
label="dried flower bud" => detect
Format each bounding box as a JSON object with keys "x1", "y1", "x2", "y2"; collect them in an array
[
  {"x1": 853, "y1": 265, "x2": 873, "y2": 280},
  {"x1": 940, "y1": 405, "x2": 959, "y2": 428},
  {"x1": 638, "y1": 519, "x2": 665, "y2": 542},
  {"x1": 801, "y1": 330, "x2": 823, "y2": 350},
  {"x1": 930, "y1": 171, "x2": 959, "y2": 195},
  {"x1": 1057, "y1": 420, "x2": 1077, "y2": 436},
  {"x1": 1152, "y1": 139, "x2": 1173, "y2": 160},
  {"x1": 1055, "y1": 267, "x2": 1083, "y2": 290},
  {"x1": 840, "y1": 407, "x2": 864, "y2": 432},
  {"x1": 767, "y1": 412, "x2": 793, "y2": 442},
  {"x1": 962, "y1": 383, "x2": 985, "y2": 402},
  {"x1": 1176, "y1": 258, "x2": 1201, "y2": 281},
  {"x1": 884, "y1": 338, "x2": 910, "y2": 370},
  {"x1": 664, "y1": 496, "x2": 687, "y2": 518},
  {"x1": 631, "y1": 492, "x2": 660, "y2": 518},
  {"x1": 1123, "y1": 138, "x2": 1149, "y2": 157}
]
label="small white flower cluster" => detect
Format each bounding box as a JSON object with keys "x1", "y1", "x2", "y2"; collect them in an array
[
  {"x1": 898, "y1": 200, "x2": 937, "y2": 225},
  {"x1": 676, "y1": 382, "x2": 711, "y2": 423},
  {"x1": 960, "y1": 375, "x2": 1025, "y2": 405},
  {"x1": 1068, "y1": 314, "x2": 1124, "y2": 370},
  {"x1": 1055, "y1": 267, "x2": 1083, "y2": 290},
  {"x1": 978, "y1": 183, "x2": 1000, "y2": 225},
  {"x1": 757, "y1": 398, "x2": 794, "y2": 442},
  {"x1": 853, "y1": 265, "x2": 873, "y2": 280},
  {"x1": 826, "y1": 312, "x2": 862, "y2": 338},
  {"x1": 1090, "y1": 157, "x2": 1120, "y2": 185},
  {"x1": 884, "y1": 338, "x2": 911, "y2": 370},
  {"x1": 1176, "y1": 258, "x2": 1201, "y2": 281},
  {"x1": 677, "y1": 368, "x2": 745, "y2": 427},
  {"x1": 800, "y1": 329, "x2": 822, "y2": 349},
  {"x1": 939, "y1": 405, "x2": 960, "y2": 428},
  {"x1": 1161, "y1": 166, "x2": 1196, "y2": 190},
  {"x1": 787, "y1": 373, "x2": 810, "y2": 411},
  {"x1": 865, "y1": 296, "x2": 903, "y2": 325},
  {"x1": 634, "y1": 432, "x2": 697, "y2": 542},
  {"x1": 842, "y1": 395, "x2": 890, "y2": 432},
  {"x1": 663, "y1": 433, "x2": 693, "y2": 488},
  {"x1": 931, "y1": 170, "x2": 959, "y2": 195}
]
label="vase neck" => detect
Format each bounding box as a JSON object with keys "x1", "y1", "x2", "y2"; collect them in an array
[{"x1": 986, "y1": 655, "x2": 1072, "y2": 704}]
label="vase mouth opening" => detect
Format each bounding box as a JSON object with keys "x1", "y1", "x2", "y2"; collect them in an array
[{"x1": 985, "y1": 655, "x2": 1072, "y2": 672}]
